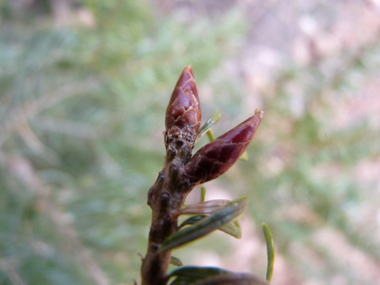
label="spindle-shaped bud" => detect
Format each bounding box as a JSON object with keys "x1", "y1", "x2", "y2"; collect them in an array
[
  {"x1": 184, "y1": 110, "x2": 263, "y2": 185},
  {"x1": 165, "y1": 66, "x2": 201, "y2": 140}
]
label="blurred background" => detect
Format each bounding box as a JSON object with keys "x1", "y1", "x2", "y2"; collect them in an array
[{"x1": 1, "y1": 0, "x2": 380, "y2": 284}]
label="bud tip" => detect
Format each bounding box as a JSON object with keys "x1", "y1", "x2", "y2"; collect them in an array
[{"x1": 255, "y1": 109, "x2": 264, "y2": 119}]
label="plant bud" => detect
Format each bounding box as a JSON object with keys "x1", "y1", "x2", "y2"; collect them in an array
[
  {"x1": 165, "y1": 66, "x2": 201, "y2": 134},
  {"x1": 184, "y1": 110, "x2": 263, "y2": 185}
]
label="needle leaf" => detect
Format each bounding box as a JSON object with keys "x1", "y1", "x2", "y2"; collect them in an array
[
  {"x1": 262, "y1": 223, "x2": 275, "y2": 281},
  {"x1": 159, "y1": 198, "x2": 248, "y2": 252},
  {"x1": 195, "y1": 110, "x2": 221, "y2": 143},
  {"x1": 168, "y1": 266, "x2": 268, "y2": 285}
]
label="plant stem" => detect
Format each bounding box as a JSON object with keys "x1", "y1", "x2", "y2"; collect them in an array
[{"x1": 141, "y1": 126, "x2": 195, "y2": 285}]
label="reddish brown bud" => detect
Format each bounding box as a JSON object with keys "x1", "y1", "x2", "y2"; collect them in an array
[
  {"x1": 184, "y1": 110, "x2": 263, "y2": 185},
  {"x1": 165, "y1": 66, "x2": 201, "y2": 134}
]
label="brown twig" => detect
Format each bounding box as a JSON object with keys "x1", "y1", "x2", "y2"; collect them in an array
[
  {"x1": 141, "y1": 66, "x2": 200, "y2": 285},
  {"x1": 140, "y1": 66, "x2": 263, "y2": 284}
]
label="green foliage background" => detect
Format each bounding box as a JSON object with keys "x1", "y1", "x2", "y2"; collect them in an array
[{"x1": 1, "y1": 1, "x2": 379, "y2": 284}]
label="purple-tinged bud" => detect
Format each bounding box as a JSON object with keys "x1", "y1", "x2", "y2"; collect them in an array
[
  {"x1": 165, "y1": 66, "x2": 201, "y2": 134},
  {"x1": 184, "y1": 110, "x2": 263, "y2": 185}
]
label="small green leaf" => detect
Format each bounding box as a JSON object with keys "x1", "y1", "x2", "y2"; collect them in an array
[
  {"x1": 206, "y1": 129, "x2": 215, "y2": 142},
  {"x1": 196, "y1": 110, "x2": 221, "y2": 143},
  {"x1": 200, "y1": 186, "x2": 206, "y2": 202},
  {"x1": 168, "y1": 266, "x2": 268, "y2": 285},
  {"x1": 179, "y1": 215, "x2": 241, "y2": 239},
  {"x1": 178, "y1": 215, "x2": 206, "y2": 229},
  {"x1": 239, "y1": 151, "x2": 249, "y2": 161},
  {"x1": 262, "y1": 223, "x2": 275, "y2": 282},
  {"x1": 193, "y1": 273, "x2": 268, "y2": 285},
  {"x1": 159, "y1": 198, "x2": 248, "y2": 252},
  {"x1": 218, "y1": 220, "x2": 241, "y2": 239},
  {"x1": 170, "y1": 256, "x2": 183, "y2": 267},
  {"x1": 179, "y1": 200, "x2": 232, "y2": 215},
  {"x1": 168, "y1": 266, "x2": 230, "y2": 284},
  {"x1": 169, "y1": 266, "x2": 230, "y2": 279}
]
